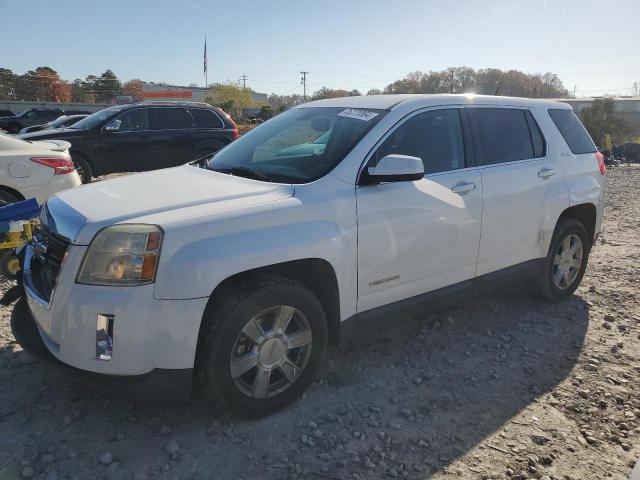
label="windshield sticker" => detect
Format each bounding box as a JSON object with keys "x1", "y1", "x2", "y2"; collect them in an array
[{"x1": 337, "y1": 108, "x2": 379, "y2": 122}]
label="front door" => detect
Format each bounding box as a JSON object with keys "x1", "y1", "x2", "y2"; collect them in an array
[
  {"x1": 96, "y1": 108, "x2": 150, "y2": 173},
  {"x1": 356, "y1": 107, "x2": 482, "y2": 313},
  {"x1": 148, "y1": 107, "x2": 195, "y2": 169}
]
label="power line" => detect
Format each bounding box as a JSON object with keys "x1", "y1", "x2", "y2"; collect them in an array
[{"x1": 240, "y1": 74, "x2": 248, "y2": 89}]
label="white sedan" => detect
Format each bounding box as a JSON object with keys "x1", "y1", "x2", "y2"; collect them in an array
[{"x1": 0, "y1": 132, "x2": 81, "y2": 206}]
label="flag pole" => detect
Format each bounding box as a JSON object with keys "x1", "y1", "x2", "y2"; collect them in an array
[{"x1": 204, "y1": 34, "x2": 208, "y2": 88}]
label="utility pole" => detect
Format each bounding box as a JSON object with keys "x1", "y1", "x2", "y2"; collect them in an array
[
  {"x1": 300, "y1": 71, "x2": 309, "y2": 102},
  {"x1": 240, "y1": 74, "x2": 248, "y2": 90}
]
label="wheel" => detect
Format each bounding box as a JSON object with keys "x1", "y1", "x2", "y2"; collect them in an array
[
  {"x1": 538, "y1": 218, "x2": 591, "y2": 302},
  {"x1": 72, "y1": 155, "x2": 93, "y2": 183},
  {"x1": 0, "y1": 190, "x2": 20, "y2": 206},
  {"x1": 10, "y1": 297, "x2": 57, "y2": 362},
  {"x1": 7, "y1": 123, "x2": 21, "y2": 134},
  {"x1": 0, "y1": 252, "x2": 21, "y2": 279},
  {"x1": 197, "y1": 275, "x2": 327, "y2": 418}
]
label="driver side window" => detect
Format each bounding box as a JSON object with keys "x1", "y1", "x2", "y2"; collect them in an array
[
  {"x1": 373, "y1": 109, "x2": 466, "y2": 175},
  {"x1": 116, "y1": 109, "x2": 149, "y2": 132}
]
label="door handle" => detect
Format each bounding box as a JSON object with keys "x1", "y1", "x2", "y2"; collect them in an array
[
  {"x1": 451, "y1": 182, "x2": 476, "y2": 194},
  {"x1": 538, "y1": 168, "x2": 556, "y2": 179}
]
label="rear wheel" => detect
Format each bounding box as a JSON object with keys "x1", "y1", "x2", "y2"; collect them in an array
[
  {"x1": 538, "y1": 218, "x2": 591, "y2": 302},
  {"x1": 197, "y1": 275, "x2": 327, "y2": 418},
  {"x1": 72, "y1": 155, "x2": 93, "y2": 183},
  {"x1": 0, "y1": 190, "x2": 20, "y2": 206}
]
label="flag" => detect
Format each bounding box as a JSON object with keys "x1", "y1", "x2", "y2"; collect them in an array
[{"x1": 203, "y1": 35, "x2": 207, "y2": 75}]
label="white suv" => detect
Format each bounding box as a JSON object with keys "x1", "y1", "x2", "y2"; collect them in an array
[{"x1": 13, "y1": 94, "x2": 605, "y2": 417}]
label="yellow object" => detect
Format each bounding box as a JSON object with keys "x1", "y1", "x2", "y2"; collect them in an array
[
  {"x1": 605, "y1": 134, "x2": 613, "y2": 152},
  {"x1": 0, "y1": 220, "x2": 35, "y2": 251}
]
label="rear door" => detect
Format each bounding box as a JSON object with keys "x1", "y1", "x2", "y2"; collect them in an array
[
  {"x1": 188, "y1": 107, "x2": 227, "y2": 157},
  {"x1": 468, "y1": 107, "x2": 565, "y2": 276},
  {"x1": 148, "y1": 107, "x2": 195, "y2": 169},
  {"x1": 356, "y1": 107, "x2": 482, "y2": 313}
]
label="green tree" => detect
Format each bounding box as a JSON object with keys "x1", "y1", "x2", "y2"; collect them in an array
[
  {"x1": 205, "y1": 81, "x2": 252, "y2": 119},
  {"x1": 580, "y1": 98, "x2": 631, "y2": 146},
  {"x1": 94, "y1": 70, "x2": 123, "y2": 103},
  {"x1": 0, "y1": 68, "x2": 18, "y2": 99},
  {"x1": 259, "y1": 104, "x2": 275, "y2": 121}
]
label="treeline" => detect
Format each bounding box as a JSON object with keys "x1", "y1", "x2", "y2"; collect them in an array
[
  {"x1": 266, "y1": 67, "x2": 570, "y2": 106},
  {"x1": 0, "y1": 67, "x2": 144, "y2": 103}
]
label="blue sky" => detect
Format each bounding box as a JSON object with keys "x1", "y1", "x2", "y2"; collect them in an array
[{"x1": 1, "y1": 0, "x2": 639, "y2": 97}]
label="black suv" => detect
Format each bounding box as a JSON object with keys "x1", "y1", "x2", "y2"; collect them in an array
[
  {"x1": 19, "y1": 102, "x2": 239, "y2": 182},
  {"x1": 0, "y1": 108, "x2": 65, "y2": 133}
]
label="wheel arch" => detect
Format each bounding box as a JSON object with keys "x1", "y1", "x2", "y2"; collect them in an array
[
  {"x1": 196, "y1": 258, "x2": 342, "y2": 350},
  {"x1": 558, "y1": 202, "x2": 597, "y2": 245},
  {"x1": 0, "y1": 185, "x2": 25, "y2": 202}
]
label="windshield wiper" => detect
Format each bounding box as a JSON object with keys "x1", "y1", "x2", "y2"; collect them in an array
[{"x1": 213, "y1": 166, "x2": 273, "y2": 182}]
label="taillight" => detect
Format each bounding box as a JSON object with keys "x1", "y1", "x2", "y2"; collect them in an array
[
  {"x1": 31, "y1": 155, "x2": 75, "y2": 175},
  {"x1": 232, "y1": 127, "x2": 239, "y2": 140},
  {"x1": 595, "y1": 151, "x2": 606, "y2": 175}
]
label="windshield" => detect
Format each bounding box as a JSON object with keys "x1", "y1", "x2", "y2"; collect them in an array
[
  {"x1": 70, "y1": 106, "x2": 126, "y2": 130},
  {"x1": 207, "y1": 107, "x2": 386, "y2": 184}
]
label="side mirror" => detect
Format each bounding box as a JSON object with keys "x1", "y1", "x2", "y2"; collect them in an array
[
  {"x1": 104, "y1": 119, "x2": 122, "y2": 132},
  {"x1": 361, "y1": 154, "x2": 424, "y2": 185}
]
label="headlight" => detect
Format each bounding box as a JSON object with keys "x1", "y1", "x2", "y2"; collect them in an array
[{"x1": 77, "y1": 224, "x2": 163, "y2": 286}]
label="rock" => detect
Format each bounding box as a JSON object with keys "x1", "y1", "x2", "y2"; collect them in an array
[
  {"x1": 540, "y1": 476, "x2": 551, "y2": 480},
  {"x1": 21, "y1": 466, "x2": 35, "y2": 479},
  {"x1": 99, "y1": 452, "x2": 113, "y2": 465},
  {"x1": 41, "y1": 454, "x2": 55, "y2": 464},
  {"x1": 412, "y1": 376, "x2": 423, "y2": 385},
  {"x1": 604, "y1": 314, "x2": 616, "y2": 322},
  {"x1": 306, "y1": 420, "x2": 317, "y2": 429},
  {"x1": 160, "y1": 425, "x2": 172, "y2": 436},
  {"x1": 300, "y1": 434, "x2": 314, "y2": 447}
]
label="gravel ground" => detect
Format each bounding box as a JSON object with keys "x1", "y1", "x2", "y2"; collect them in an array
[{"x1": 0, "y1": 166, "x2": 638, "y2": 480}]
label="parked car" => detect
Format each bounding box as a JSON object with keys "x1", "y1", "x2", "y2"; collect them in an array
[
  {"x1": 20, "y1": 115, "x2": 88, "y2": 135},
  {"x1": 12, "y1": 94, "x2": 605, "y2": 418},
  {"x1": 19, "y1": 114, "x2": 89, "y2": 134},
  {"x1": 0, "y1": 132, "x2": 81, "y2": 205},
  {"x1": 0, "y1": 110, "x2": 16, "y2": 118},
  {"x1": 0, "y1": 108, "x2": 65, "y2": 134},
  {"x1": 19, "y1": 102, "x2": 238, "y2": 183}
]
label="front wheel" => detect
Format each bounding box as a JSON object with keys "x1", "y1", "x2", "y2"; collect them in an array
[
  {"x1": 538, "y1": 218, "x2": 591, "y2": 302},
  {"x1": 197, "y1": 275, "x2": 327, "y2": 418}
]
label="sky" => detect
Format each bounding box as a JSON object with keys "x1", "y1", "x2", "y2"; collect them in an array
[{"x1": 1, "y1": 0, "x2": 639, "y2": 97}]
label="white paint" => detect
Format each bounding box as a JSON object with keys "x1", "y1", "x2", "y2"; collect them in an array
[{"x1": 23, "y1": 94, "x2": 605, "y2": 376}]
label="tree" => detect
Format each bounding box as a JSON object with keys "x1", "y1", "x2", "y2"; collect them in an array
[
  {"x1": 0, "y1": 68, "x2": 18, "y2": 99},
  {"x1": 123, "y1": 79, "x2": 144, "y2": 102},
  {"x1": 94, "y1": 70, "x2": 122, "y2": 103},
  {"x1": 580, "y1": 98, "x2": 631, "y2": 146},
  {"x1": 366, "y1": 88, "x2": 382, "y2": 95},
  {"x1": 259, "y1": 105, "x2": 275, "y2": 121},
  {"x1": 205, "y1": 81, "x2": 252, "y2": 119}
]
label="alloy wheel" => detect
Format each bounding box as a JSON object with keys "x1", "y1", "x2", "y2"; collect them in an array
[
  {"x1": 229, "y1": 305, "x2": 313, "y2": 399},
  {"x1": 552, "y1": 233, "x2": 583, "y2": 289}
]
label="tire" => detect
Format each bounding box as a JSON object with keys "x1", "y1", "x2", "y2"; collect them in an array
[
  {"x1": 10, "y1": 297, "x2": 57, "y2": 362},
  {"x1": 538, "y1": 218, "x2": 591, "y2": 302},
  {"x1": 0, "y1": 252, "x2": 21, "y2": 279},
  {"x1": 197, "y1": 275, "x2": 327, "y2": 418},
  {"x1": 7, "y1": 123, "x2": 21, "y2": 134},
  {"x1": 72, "y1": 154, "x2": 93, "y2": 183},
  {"x1": 0, "y1": 190, "x2": 20, "y2": 206}
]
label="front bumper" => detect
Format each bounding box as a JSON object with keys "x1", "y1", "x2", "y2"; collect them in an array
[{"x1": 23, "y1": 241, "x2": 209, "y2": 376}]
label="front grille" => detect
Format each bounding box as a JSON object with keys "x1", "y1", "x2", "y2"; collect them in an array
[{"x1": 29, "y1": 225, "x2": 71, "y2": 302}]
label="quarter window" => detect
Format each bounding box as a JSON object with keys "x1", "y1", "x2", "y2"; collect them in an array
[
  {"x1": 548, "y1": 109, "x2": 596, "y2": 154},
  {"x1": 525, "y1": 111, "x2": 546, "y2": 158},
  {"x1": 116, "y1": 109, "x2": 149, "y2": 132},
  {"x1": 373, "y1": 109, "x2": 466, "y2": 174},
  {"x1": 468, "y1": 108, "x2": 534, "y2": 165},
  {"x1": 189, "y1": 109, "x2": 223, "y2": 129},
  {"x1": 149, "y1": 108, "x2": 194, "y2": 130}
]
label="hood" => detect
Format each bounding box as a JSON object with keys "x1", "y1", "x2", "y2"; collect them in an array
[
  {"x1": 31, "y1": 139, "x2": 71, "y2": 152},
  {"x1": 43, "y1": 165, "x2": 295, "y2": 245},
  {"x1": 19, "y1": 128, "x2": 86, "y2": 141}
]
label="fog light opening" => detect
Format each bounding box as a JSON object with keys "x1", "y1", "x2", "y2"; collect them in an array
[{"x1": 96, "y1": 314, "x2": 114, "y2": 361}]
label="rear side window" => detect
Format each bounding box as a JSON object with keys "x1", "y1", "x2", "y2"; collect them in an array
[
  {"x1": 525, "y1": 111, "x2": 546, "y2": 158},
  {"x1": 548, "y1": 109, "x2": 596, "y2": 154},
  {"x1": 468, "y1": 108, "x2": 534, "y2": 165},
  {"x1": 189, "y1": 109, "x2": 223, "y2": 129},
  {"x1": 149, "y1": 108, "x2": 194, "y2": 130},
  {"x1": 373, "y1": 109, "x2": 466, "y2": 174}
]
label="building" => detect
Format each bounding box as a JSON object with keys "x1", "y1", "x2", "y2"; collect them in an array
[
  {"x1": 553, "y1": 97, "x2": 640, "y2": 136},
  {"x1": 142, "y1": 83, "x2": 267, "y2": 104}
]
